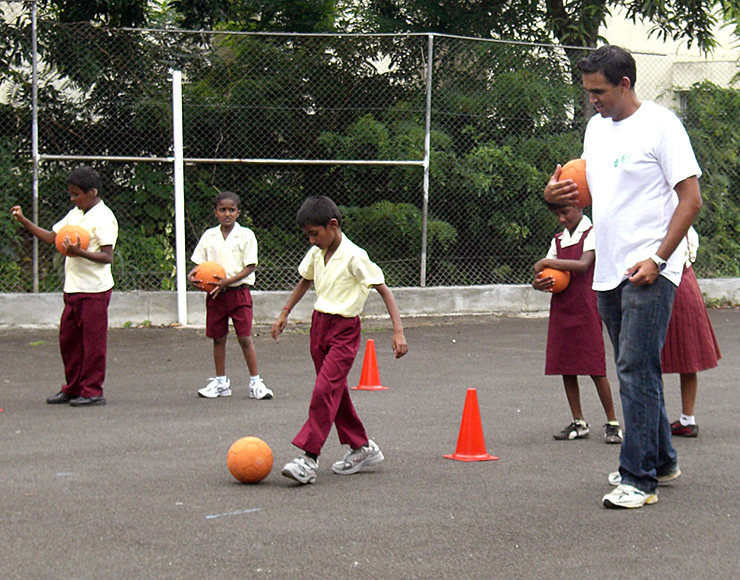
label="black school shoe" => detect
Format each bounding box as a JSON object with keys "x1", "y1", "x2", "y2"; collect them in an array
[
  {"x1": 46, "y1": 391, "x2": 74, "y2": 404},
  {"x1": 69, "y1": 395, "x2": 107, "y2": 407}
]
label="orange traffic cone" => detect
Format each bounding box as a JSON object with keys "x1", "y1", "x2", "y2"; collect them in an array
[
  {"x1": 352, "y1": 339, "x2": 388, "y2": 390},
  {"x1": 444, "y1": 388, "x2": 498, "y2": 461}
]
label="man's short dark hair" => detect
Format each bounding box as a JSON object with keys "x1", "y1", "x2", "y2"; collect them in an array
[
  {"x1": 578, "y1": 45, "x2": 637, "y2": 89},
  {"x1": 296, "y1": 195, "x2": 342, "y2": 228},
  {"x1": 67, "y1": 166, "x2": 101, "y2": 194}
]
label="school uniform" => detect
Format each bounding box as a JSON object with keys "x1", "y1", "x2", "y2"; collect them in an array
[
  {"x1": 544, "y1": 216, "x2": 606, "y2": 376},
  {"x1": 53, "y1": 201, "x2": 118, "y2": 399},
  {"x1": 292, "y1": 235, "x2": 385, "y2": 456},
  {"x1": 191, "y1": 223, "x2": 258, "y2": 339},
  {"x1": 661, "y1": 229, "x2": 721, "y2": 373}
]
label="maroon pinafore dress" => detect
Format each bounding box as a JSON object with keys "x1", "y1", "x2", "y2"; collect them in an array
[{"x1": 545, "y1": 227, "x2": 606, "y2": 376}]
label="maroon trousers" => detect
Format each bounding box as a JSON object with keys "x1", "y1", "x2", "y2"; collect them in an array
[
  {"x1": 59, "y1": 290, "x2": 112, "y2": 398},
  {"x1": 292, "y1": 311, "x2": 369, "y2": 456}
]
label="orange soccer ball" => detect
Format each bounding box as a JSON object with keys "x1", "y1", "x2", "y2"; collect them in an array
[
  {"x1": 539, "y1": 267, "x2": 571, "y2": 294},
  {"x1": 560, "y1": 158, "x2": 591, "y2": 207},
  {"x1": 227, "y1": 436, "x2": 274, "y2": 484},
  {"x1": 55, "y1": 225, "x2": 90, "y2": 256},
  {"x1": 192, "y1": 261, "x2": 226, "y2": 292}
]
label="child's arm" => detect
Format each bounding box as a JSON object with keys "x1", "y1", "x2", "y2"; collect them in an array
[
  {"x1": 10, "y1": 206, "x2": 56, "y2": 245},
  {"x1": 271, "y1": 277, "x2": 312, "y2": 340},
  {"x1": 533, "y1": 250, "x2": 595, "y2": 292},
  {"x1": 64, "y1": 243, "x2": 113, "y2": 264},
  {"x1": 373, "y1": 283, "x2": 408, "y2": 359},
  {"x1": 535, "y1": 250, "x2": 594, "y2": 275},
  {"x1": 209, "y1": 264, "x2": 256, "y2": 297}
]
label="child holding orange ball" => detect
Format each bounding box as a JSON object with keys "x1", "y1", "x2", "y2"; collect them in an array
[
  {"x1": 188, "y1": 191, "x2": 272, "y2": 400},
  {"x1": 533, "y1": 201, "x2": 621, "y2": 443},
  {"x1": 11, "y1": 166, "x2": 118, "y2": 406}
]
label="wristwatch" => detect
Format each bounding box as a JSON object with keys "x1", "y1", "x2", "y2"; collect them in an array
[{"x1": 650, "y1": 254, "x2": 667, "y2": 271}]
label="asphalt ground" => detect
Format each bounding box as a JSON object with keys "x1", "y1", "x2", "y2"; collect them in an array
[{"x1": 1, "y1": 309, "x2": 739, "y2": 580}]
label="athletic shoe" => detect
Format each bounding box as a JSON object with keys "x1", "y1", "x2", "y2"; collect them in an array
[
  {"x1": 603, "y1": 423, "x2": 623, "y2": 444},
  {"x1": 608, "y1": 467, "x2": 681, "y2": 487},
  {"x1": 553, "y1": 420, "x2": 590, "y2": 440},
  {"x1": 602, "y1": 484, "x2": 658, "y2": 509},
  {"x1": 671, "y1": 420, "x2": 699, "y2": 438},
  {"x1": 249, "y1": 376, "x2": 273, "y2": 400},
  {"x1": 281, "y1": 455, "x2": 318, "y2": 485},
  {"x1": 332, "y1": 440, "x2": 384, "y2": 475},
  {"x1": 198, "y1": 377, "x2": 231, "y2": 398}
]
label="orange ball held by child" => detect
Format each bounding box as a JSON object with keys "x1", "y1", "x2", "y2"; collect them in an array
[
  {"x1": 192, "y1": 261, "x2": 226, "y2": 292},
  {"x1": 539, "y1": 267, "x2": 571, "y2": 293},
  {"x1": 55, "y1": 225, "x2": 90, "y2": 256},
  {"x1": 560, "y1": 159, "x2": 591, "y2": 207}
]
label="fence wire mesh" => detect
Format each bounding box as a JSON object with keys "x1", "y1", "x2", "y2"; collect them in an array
[{"x1": 2, "y1": 1, "x2": 740, "y2": 294}]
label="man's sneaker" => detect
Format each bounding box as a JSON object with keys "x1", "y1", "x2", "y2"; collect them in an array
[
  {"x1": 602, "y1": 484, "x2": 658, "y2": 509},
  {"x1": 198, "y1": 377, "x2": 231, "y2": 398},
  {"x1": 603, "y1": 423, "x2": 623, "y2": 444},
  {"x1": 332, "y1": 440, "x2": 384, "y2": 475},
  {"x1": 553, "y1": 420, "x2": 590, "y2": 440},
  {"x1": 249, "y1": 376, "x2": 273, "y2": 400},
  {"x1": 608, "y1": 467, "x2": 681, "y2": 487},
  {"x1": 671, "y1": 420, "x2": 699, "y2": 438},
  {"x1": 281, "y1": 455, "x2": 318, "y2": 484}
]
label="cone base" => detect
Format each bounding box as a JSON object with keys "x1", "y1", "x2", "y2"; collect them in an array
[
  {"x1": 444, "y1": 453, "x2": 499, "y2": 462},
  {"x1": 351, "y1": 385, "x2": 388, "y2": 391}
]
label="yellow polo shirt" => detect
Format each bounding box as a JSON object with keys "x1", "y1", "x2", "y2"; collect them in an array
[
  {"x1": 53, "y1": 201, "x2": 118, "y2": 294},
  {"x1": 299, "y1": 234, "x2": 384, "y2": 318},
  {"x1": 191, "y1": 222, "x2": 258, "y2": 286}
]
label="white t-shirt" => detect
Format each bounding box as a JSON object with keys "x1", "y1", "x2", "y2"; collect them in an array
[
  {"x1": 299, "y1": 234, "x2": 385, "y2": 318},
  {"x1": 583, "y1": 100, "x2": 701, "y2": 290},
  {"x1": 53, "y1": 201, "x2": 118, "y2": 293},
  {"x1": 191, "y1": 222, "x2": 258, "y2": 286},
  {"x1": 546, "y1": 215, "x2": 595, "y2": 259}
]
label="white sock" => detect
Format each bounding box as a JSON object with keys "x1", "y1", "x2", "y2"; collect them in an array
[
  {"x1": 250, "y1": 375, "x2": 261, "y2": 384},
  {"x1": 680, "y1": 414, "x2": 696, "y2": 426}
]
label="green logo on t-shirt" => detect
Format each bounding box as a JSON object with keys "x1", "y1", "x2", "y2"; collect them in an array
[{"x1": 614, "y1": 155, "x2": 631, "y2": 167}]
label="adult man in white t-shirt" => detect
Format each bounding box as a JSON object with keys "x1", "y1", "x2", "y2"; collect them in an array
[{"x1": 545, "y1": 45, "x2": 703, "y2": 509}]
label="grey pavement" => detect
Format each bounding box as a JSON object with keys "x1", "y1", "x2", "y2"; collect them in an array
[{"x1": 1, "y1": 310, "x2": 739, "y2": 579}]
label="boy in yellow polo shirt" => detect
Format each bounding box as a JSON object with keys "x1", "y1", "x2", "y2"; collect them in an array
[
  {"x1": 271, "y1": 195, "x2": 408, "y2": 485},
  {"x1": 188, "y1": 191, "x2": 272, "y2": 400},
  {"x1": 11, "y1": 166, "x2": 118, "y2": 407}
]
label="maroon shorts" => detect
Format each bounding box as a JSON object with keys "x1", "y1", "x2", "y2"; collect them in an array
[{"x1": 205, "y1": 285, "x2": 253, "y2": 339}]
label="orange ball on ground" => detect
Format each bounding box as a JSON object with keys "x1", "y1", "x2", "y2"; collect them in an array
[{"x1": 227, "y1": 437, "x2": 274, "y2": 484}]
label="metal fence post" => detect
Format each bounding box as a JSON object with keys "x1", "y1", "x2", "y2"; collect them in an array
[
  {"x1": 421, "y1": 33, "x2": 434, "y2": 288},
  {"x1": 172, "y1": 70, "x2": 187, "y2": 325},
  {"x1": 31, "y1": 0, "x2": 39, "y2": 292}
]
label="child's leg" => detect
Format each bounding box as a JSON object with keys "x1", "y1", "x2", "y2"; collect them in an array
[
  {"x1": 59, "y1": 293, "x2": 84, "y2": 396},
  {"x1": 679, "y1": 372, "x2": 698, "y2": 417},
  {"x1": 237, "y1": 335, "x2": 258, "y2": 376},
  {"x1": 75, "y1": 291, "x2": 112, "y2": 398},
  {"x1": 591, "y1": 375, "x2": 617, "y2": 422},
  {"x1": 213, "y1": 336, "x2": 227, "y2": 376},
  {"x1": 562, "y1": 375, "x2": 584, "y2": 420},
  {"x1": 291, "y1": 313, "x2": 366, "y2": 456}
]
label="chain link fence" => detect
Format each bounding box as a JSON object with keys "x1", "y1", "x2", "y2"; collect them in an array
[{"x1": 2, "y1": 1, "x2": 740, "y2": 294}]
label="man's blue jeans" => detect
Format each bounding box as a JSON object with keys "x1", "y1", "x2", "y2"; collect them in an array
[{"x1": 598, "y1": 276, "x2": 678, "y2": 493}]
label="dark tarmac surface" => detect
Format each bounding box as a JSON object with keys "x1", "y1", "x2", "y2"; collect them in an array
[{"x1": 2, "y1": 310, "x2": 739, "y2": 579}]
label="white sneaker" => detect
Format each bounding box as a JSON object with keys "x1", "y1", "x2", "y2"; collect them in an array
[
  {"x1": 198, "y1": 377, "x2": 231, "y2": 398},
  {"x1": 332, "y1": 440, "x2": 384, "y2": 475},
  {"x1": 281, "y1": 455, "x2": 318, "y2": 484},
  {"x1": 249, "y1": 376, "x2": 273, "y2": 400},
  {"x1": 602, "y1": 484, "x2": 658, "y2": 509},
  {"x1": 608, "y1": 467, "x2": 681, "y2": 487}
]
